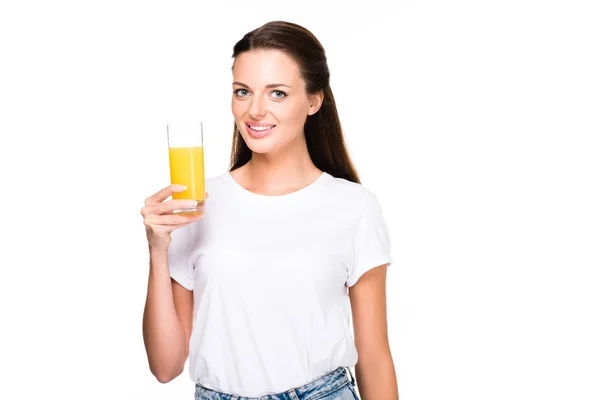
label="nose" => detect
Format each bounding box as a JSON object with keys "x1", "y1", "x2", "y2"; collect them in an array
[{"x1": 248, "y1": 95, "x2": 266, "y2": 119}]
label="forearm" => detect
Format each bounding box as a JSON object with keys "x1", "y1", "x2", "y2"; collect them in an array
[
  {"x1": 355, "y1": 352, "x2": 399, "y2": 400},
  {"x1": 142, "y1": 247, "x2": 188, "y2": 382}
]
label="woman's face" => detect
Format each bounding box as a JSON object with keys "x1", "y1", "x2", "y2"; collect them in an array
[{"x1": 231, "y1": 49, "x2": 320, "y2": 155}]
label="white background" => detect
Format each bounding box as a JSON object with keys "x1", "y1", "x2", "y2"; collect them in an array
[{"x1": 1, "y1": 0, "x2": 599, "y2": 399}]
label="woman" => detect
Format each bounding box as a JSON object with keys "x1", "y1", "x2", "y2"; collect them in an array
[{"x1": 141, "y1": 21, "x2": 398, "y2": 399}]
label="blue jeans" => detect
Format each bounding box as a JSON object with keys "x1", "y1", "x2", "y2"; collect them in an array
[{"x1": 195, "y1": 366, "x2": 359, "y2": 400}]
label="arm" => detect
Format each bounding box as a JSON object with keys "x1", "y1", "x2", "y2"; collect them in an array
[
  {"x1": 349, "y1": 264, "x2": 399, "y2": 399},
  {"x1": 142, "y1": 247, "x2": 194, "y2": 383}
]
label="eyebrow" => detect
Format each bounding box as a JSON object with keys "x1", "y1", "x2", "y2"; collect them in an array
[{"x1": 232, "y1": 81, "x2": 292, "y2": 89}]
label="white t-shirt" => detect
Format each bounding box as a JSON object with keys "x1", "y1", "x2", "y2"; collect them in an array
[{"x1": 168, "y1": 170, "x2": 393, "y2": 397}]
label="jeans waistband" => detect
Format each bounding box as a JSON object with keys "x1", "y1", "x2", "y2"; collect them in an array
[{"x1": 195, "y1": 366, "x2": 356, "y2": 400}]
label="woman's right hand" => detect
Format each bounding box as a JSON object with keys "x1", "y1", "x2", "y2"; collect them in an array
[{"x1": 141, "y1": 184, "x2": 206, "y2": 250}]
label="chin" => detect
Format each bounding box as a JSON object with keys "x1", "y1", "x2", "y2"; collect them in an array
[{"x1": 244, "y1": 140, "x2": 277, "y2": 154}]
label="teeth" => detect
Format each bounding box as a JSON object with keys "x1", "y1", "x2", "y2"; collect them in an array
[{"x1": 248, "y1": 125, "x2": 274, "y2": 131}]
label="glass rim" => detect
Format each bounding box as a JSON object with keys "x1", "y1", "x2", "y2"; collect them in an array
[{"x1": 166, "y1": 122, "x2": 203, "y2": 146}]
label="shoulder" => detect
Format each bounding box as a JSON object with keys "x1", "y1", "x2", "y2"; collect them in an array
[
  {"x1": 204, "y1": 171, "x2": 232, "y2": 193},
  {"x1": 320, "y1": 173, "x2": 380, "y2": 211}
]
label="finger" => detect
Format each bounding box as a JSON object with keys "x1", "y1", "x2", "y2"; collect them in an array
[
  {"x1": 142, "y1": 200, "x2": 201, "y2": 217},
  {"x1": 144, "y1": 212, "x2": 204, "y2": 226},
  {"x1": 142, "y1": 204, "x2": 204, "y2": 219},
  {"x1": 146, "y1": 200, "x2": 204, "y2": 216},
  {"x1": 144, "y1": 184, "x2": 187, "y2": 206},
  {"x1": 148, "y1": 221, "x2": 200, "y2": 235}
]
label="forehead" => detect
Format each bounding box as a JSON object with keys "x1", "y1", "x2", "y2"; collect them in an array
[{"x1": 233, "y1": 49, "x2": 303, "y2": 86}]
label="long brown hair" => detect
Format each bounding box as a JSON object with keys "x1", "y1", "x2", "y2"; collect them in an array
[{"x1": 229, "y1": 21, "x2": 360, "y2": 184}]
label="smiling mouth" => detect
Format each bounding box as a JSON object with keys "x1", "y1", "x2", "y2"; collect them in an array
[{"x1": 246, "y1": 124, "x2": 276, "y2": 138}]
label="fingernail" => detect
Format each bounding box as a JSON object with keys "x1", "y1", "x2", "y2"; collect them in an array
[
  {"x1": 173, "y1": 184, "x2": 187, "y2": 191},
  {"x1": 186, "y1": 200, "x2": 198, "y2": 207}
]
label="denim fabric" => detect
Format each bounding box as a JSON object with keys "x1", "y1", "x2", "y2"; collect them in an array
[{"x1": 195, "y1": 366, "x2": 359, "y2": 400}]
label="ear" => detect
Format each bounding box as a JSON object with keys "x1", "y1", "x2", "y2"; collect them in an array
[{"x1": 307, "y1": 90, "x2": 325, "y2": 116}]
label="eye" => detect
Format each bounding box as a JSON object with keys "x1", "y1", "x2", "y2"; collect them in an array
[
  {"x1": 271, "y1": 90, "x2": 287, "y2": 99},
  {"x1": 234, "y1": 89, "x2": 250, "y2": 97}
]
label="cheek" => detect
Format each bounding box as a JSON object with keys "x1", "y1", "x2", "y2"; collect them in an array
[
  {"x1": 231, "y1": 99, "x2": 245, "y2": 118},
  {"x1": 278, "y1": 101, "x2": 310, "y2": 124}
]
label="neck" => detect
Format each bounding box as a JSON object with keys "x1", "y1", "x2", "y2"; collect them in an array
[{"x1": 238, "y1": 138, "x2": 322, "y2": 195}]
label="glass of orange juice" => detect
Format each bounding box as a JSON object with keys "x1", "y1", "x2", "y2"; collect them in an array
[{"x1": 167, "y1": 122, "x2": 205, "y2": 213}]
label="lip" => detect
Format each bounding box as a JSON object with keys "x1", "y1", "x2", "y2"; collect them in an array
[{"x1": 245, "y1": 122, "x2": 276, "y2": 138}]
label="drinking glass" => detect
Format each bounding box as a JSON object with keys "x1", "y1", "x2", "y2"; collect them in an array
[{"x1": 167, "y1": 122, "x2": 205, "y2": 212}]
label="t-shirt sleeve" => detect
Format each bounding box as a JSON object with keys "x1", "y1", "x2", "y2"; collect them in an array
[
  {"x1": 167, "y1": 223, "x2": 196, "y2": 291},
  {"x1": 346, "y1": 191, "x2": 393, "y2": 287}
]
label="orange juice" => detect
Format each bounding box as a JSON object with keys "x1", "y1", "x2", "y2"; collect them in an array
[{"x1": 168, "y1": 146, "x2": 205, "y2": 201}]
